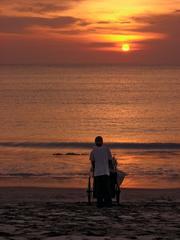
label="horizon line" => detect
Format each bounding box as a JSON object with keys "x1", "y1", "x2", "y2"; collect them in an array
[{"x1": 0, "y1": 63, "x2": 180, "y2": 67}]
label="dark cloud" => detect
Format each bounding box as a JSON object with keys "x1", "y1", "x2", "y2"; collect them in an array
[
  {"x1": 14, "y1": 0, "x2": 84, "y2": 14},
  {"x1": 55, "y1": 29, "x2": 85, "y2": 35},
  {"x1": 0, "y1": 0, "x2": 85, "y2": 14},
  {"x1": 119, "y1": 21, "x2": 131, "y2": 24},
  {"x1": 15, "y1": 3, "x2": 69, "y2": 13},
  {"x1": 0, "y1": 15, "x2": 86, "y2": 33},
  {"x1": 77, "y1": 20, "x2": 91, "y2": 26},
  {"x1": 56, "y1": 27, "x2": 96, "y2": 35},
  {"x1": 132, "y1": 12, "x2": 180, "y2": 37},
  {"x1": 97, "y1": 21, "x2": 112, "y2": 24},
  {"x1": 128, "y1": 12, "x2": 180, "y2": 64},
  {"x1": 88, "y1": 41, "x2": 116, "y2": 48},
  {"x1": 96, "y1": 20, "x2": 131, "y2": 25}
]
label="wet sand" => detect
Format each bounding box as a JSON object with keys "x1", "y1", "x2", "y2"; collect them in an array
[{"x1": 0, "y1": 187, "x2": 180, "y2": 240}]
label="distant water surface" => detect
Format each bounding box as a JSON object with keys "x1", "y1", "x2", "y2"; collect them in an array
[
  {"x1": 0, "y1": 65, "x2": 180, "y2": 143},
  {"x1": 0, "y1": 65, "x2": 179, "y2": 188}
]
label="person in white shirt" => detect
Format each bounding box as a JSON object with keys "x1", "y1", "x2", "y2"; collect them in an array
[{"x1": 89, "y1": 136, "x2": 112, "y2": 208}]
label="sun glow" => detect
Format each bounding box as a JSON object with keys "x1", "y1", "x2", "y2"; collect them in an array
[{"x1": 122, "y1": 43, "x2": 130, "y2": 52}]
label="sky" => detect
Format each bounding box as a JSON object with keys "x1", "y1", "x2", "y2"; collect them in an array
[{"x1": 0, "y1": 0, "x2": 180, "y2": 65}]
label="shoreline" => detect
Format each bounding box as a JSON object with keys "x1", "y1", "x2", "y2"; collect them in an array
[{"x1": 0, "y1": 186, "x2": 180, "y2": 203}]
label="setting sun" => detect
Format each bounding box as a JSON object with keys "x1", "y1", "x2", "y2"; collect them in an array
[{"x1": 122, "y1": 43, "x2": 130, "y2": 52}]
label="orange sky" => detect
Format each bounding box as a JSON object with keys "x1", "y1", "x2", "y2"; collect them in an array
[{"x1": 0, "y1": 0, "x2": 180, "y2": 64}]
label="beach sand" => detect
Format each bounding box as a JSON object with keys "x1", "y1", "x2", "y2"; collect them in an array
[{"x1": 0, "y1": 187, "x2": 180, "y2": 240}]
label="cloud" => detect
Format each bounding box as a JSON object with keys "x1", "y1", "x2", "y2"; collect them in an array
[
  {"x1": 15, "y1": 3, "x2": 69, "y2": 13},
  {"x1": 127, "y1": 11, "x2": 180, "y2": 63},
  {"x1": 96, "y1": 20, "x2": 131, "y2": 25},
  {"x1": 13, "y1": 0, "x2": 85, "y2": 14},
  {"x1": 96, "y1": 21, "x2": 112, "y2": 24},
  {"x1": 87, "y1": 41, "x2": 116, "y2": 48},
  {"x1": 0, "y1": 0, "x2": 85, "y2": 15},
  {"x1": 0, "y1": 15, "x2": 86, "y2": 33},
  {"x1": 119, "y1": 21, "x2": 131, "y2": 24},
  {"x1": 132, "y1": 12, "x2": 180, "y2": 37},
  {"x1": 92, "y1": 11, "x2": 180, "y2": 40}
]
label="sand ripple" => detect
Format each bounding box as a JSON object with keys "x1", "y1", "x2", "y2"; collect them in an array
[{"x1": 0, "y1": 201, "x2": 180, "y2": 239}]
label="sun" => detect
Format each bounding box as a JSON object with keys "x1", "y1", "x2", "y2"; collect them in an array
[{"x1": 122, "y1": 43, "x2": 130, "y2": 52}]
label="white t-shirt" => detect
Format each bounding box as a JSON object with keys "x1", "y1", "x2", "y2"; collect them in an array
[{"x1": 89, "y1": 145, "x2": 112, "y2": 177}]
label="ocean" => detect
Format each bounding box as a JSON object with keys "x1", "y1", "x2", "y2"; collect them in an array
[{"x1": 0, "y1": 65, "x2": 180, "y2": 188}]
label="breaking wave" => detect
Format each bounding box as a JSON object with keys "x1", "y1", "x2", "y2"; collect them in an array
[{"x1": 0, "y1": 141, "x2": 180, "y2": 150}]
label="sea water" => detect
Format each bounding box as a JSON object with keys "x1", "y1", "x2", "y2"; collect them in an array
[{"x1": 0, "y1": 65, "x2": 180, "y2": 188}]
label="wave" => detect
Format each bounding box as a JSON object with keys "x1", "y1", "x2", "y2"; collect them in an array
[
  {"x1": 0, "y1": 141, "x2": 180, "y2": 150},
  {"x1": 0, "y1": 172, "x2": 88, "y2": 179},
  {"x1": 0, "y1": 170, "x2": 179, "y2": 182},
  {"x1": 53, "y1": 152, "x2": 88, "y2": 156}
]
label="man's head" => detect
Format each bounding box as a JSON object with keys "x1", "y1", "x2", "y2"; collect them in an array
[{"x1": 95, "y1": 136, "x2": 103, "y2": 147}]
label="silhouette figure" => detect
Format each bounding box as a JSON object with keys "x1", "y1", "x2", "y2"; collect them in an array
[{"x1": 89, "y1": 136, "x2": 112, "y2": 208}]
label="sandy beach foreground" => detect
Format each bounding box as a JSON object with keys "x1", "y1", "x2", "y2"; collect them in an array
[{"x1": 0, "y1": 187, "x2": 180, "y2": 240}]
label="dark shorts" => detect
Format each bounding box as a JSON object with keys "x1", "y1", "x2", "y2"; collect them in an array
[{"x1": 94, "y1": 175, "x2": 112, "y2": 206}]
